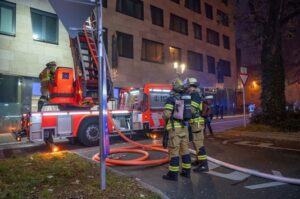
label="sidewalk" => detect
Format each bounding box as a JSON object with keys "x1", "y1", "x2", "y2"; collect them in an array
[{"x1": 215, "y1": 129, "x2": 300, "y2": 149}]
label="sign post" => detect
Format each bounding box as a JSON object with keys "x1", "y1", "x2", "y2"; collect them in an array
[
  {"x1": 97, "y1": 0, "x2": 109, "y2": 190},
  {"x1": 240, "y1": 67, "x2": 248, "y2": 128}
]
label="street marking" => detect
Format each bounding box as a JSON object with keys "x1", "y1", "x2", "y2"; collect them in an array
[
  {"x1": 235, "y1": 141, "x2": 300, "y2": 152},
  {"x1": 212, "y1": 119, "x2": 245, "y2": 125},
  {"x1": 208, "y1": 170, "x2": 250, "y2": 181},
  {"x1": 245, "y1": 170, "x2": 286, "y2": 190}
]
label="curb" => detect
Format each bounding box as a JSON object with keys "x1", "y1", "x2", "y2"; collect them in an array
[{"x1": 73, "y1": 151, "x2": 170, "y2": 199}]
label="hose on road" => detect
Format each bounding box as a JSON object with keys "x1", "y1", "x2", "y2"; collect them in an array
[{"x1": 92, "y1": 121, "x2": 169, "y2": 166}]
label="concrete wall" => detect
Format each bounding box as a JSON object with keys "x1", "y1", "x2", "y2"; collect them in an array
[
  {"x1": 103, "y1": 0, "x2": 237, "y2": 89},
  {"x1": 0, "y1": 0, "x2": 73, "y2": 78}
]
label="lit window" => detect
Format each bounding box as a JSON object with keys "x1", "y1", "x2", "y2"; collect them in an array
[
  {"x1": 169, "y1": 46, "x2": 181, "y2": 62},
  {"x1": 142, "y1": 39, "x2": 164, "y2": 63},
  {"x1": 0, "y1": 1, "x2": 16, "y2": 36},
  {"x1": 31, "y1": 8, "x2": 58, "y2": 44}
]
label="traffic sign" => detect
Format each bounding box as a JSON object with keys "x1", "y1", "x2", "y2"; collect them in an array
[{"x1": 240, "y1": 73, "x2": 248, "y2": 85}]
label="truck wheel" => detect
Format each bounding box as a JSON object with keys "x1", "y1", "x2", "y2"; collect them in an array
[{"x1": 78, "y1": 117, "x2": 100, "y2": 146}]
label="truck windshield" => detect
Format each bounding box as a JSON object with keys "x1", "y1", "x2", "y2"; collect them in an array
[{"x1": 149, "y1": 91, "x2": 170, "y2": 110}]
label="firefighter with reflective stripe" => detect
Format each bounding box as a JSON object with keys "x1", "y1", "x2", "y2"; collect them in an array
[
  {"x1": 38, "y1": 61, "x2": 57, "y2": 109},
  {"x1": 162, "y1": 78, "x2": 191, "y2": 181},
  {"x1": 184, "y1": 77, "x2": 209, "y2": 172}
]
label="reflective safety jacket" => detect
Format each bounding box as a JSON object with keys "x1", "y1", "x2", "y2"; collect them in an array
[
  {"x1": 189, "y1": 90, "x2": 204, "y2": 124},
  {"x1": 39, "y1": 66, "x2": 56, "y2": 83},
  {"x1": 163, "y1": 93, "x2": 185, "y2": 130}
]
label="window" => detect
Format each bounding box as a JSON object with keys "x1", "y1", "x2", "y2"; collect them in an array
[
  {"x1": 151, "y1": 5, "x2": 164, "y2": 27},
  {"x1": 171, "y1": 0, "x2": 180, "y2": 3},
  {"x1": 207, "y1": 56, "x2": 215, "y2": 74},
  {"x1": 170, "y1": 14, "x2": 188, "y2": 35},
  {"x1": 116, "y1": 0, "x2": 144, "y2": 20},
  {"x1": 223, "y1": 34, "x2": 230, "y2": 49},
  {"x1": 142, "y1": 39, "x2": 164, "y2": 63},
  {"x1": 169, "y1": 46, "x2": 181, "y2": 62},
  {"x1": 0, "y1": 1, "x2": 16, "y2": 36},
  {"x1": 206, "y1": 28, "x2": 219, "y2": 46},
  {"x1": 117, "y1": 31, "x2": 133, "y2": 58},
  {"x1": 187, "y1": 51, "x2": 203, "y2": 71},
  {"x1": 185, "y1": 0, "x2": 201, "y2": 13},
  {"x1": 205, "y1": 3, "x2": 213, "y2": 20},
  {"x1": 31, "y1": 8, "x2": 58, "y2": 44},
  {"x1": 0, "y1": 75, "x2": 17, "y2": 103},
  {"x1": 221, "y1": 0, "x2": 228, "y2": 6},
  {"x1": 193, "y1": 23, "x2": 202, "y2": 40},
  {"x1": 219, "y1": 59, "x2": 231, "y2": 77},
  {"x1": 102, "y1": 0, "x2": 107, "y2": 8},
  {"x1": 103, "y1": 27, "x2": 108, "y2": 52},
  {"x1": 217, "y1": 10, "x2": 229, "y2": 26}
]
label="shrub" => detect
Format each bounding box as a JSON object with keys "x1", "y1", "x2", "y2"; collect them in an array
[{"x1": 250, "y1": 111, "x2": 300, "y2": 132}]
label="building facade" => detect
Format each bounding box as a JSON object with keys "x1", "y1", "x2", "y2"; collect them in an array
[{"x1": 0, "y1": 0, "x2": 237, "y2": 133}]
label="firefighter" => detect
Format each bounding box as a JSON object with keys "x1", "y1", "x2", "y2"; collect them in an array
[
  {"x1": 183, "y1": 77, "x2": 209, "y2": 172},
  {"x1": 162, "y1": 78, "x2": 191, "y2": 181},
  {"x1": 38, "y1": 61, "x2": 57, "y2": 110}
]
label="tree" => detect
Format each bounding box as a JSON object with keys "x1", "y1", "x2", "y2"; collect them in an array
[{"x1": 245, "y1": 0, "x2": 300, "y2": 122}]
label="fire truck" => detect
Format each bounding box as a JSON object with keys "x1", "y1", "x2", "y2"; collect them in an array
[{"x1": 15, "y1": 15, "x2": 172, "y2": 146}]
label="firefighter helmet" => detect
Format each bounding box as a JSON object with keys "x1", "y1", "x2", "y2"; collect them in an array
[
  {"x1": 183, "y1": 77, "x2": 199, "y2": 88},
  {"x1": 46, "y1": 61, "x2": 57, "y2": 68},
  {"x1": 172, "y1": 78, "x2": 184, "y2": 93}
]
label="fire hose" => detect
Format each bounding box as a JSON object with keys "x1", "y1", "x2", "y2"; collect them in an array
[{"x1": 92, "y1": 122, "x2": 169, "y2": 166}]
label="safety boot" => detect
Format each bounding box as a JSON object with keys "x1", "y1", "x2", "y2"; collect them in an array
[
  {"x1": 162, "y1": 172, "x2": 178, "y2": 181},
  {"x1": 180, "y1": 169, "x2": 191, "y2": 178},
  {"x1": 193, "y1": 165, "x2": 209, "y2": 173}
]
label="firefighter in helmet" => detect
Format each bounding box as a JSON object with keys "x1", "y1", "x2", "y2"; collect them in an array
[
  {"x1": 38, "y1": 61, "x2": 57, "y2": 111},
  {"x1": 183, "y1": 77, "x2": 209, "y2": 172},
  {"x1": 162, "y1": 78, "x2": 191, "y2": 181}
]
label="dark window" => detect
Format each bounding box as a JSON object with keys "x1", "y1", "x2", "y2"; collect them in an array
[
  {"x1": 219, "y1": 59, "x2": 231, "y2": 77},
  {"x1": 206, "y1": 28, "x2": 219, "y2": 46},
  {"x1": 187, "y1": 51, "x2": 203, "y2": 71},
  {"x1": 171, "y1": 0, "x2": 180, "y2": 3},
  {"x1": 223, "y1": 34, "x2": 230, "y2": 49},
  {"x1": 193, "y1": 22, "x2": 202, "y2": 40},
  {"x1": 169, "y1": 46, "x2": 181, "y2": 62},
  {"x1": 103, "y1": 27, "x2": 108, "y2": 52},
  {"x1": 142, "y1": 39, "x2": 164, "y2": 63},
  {"x1": 221, "y1": 0, "x2": 228, "y2": 6},
  {"x1": 117, "y1": 31, "x2": 133, "y2": 58},
  {"x1": 150, "y1": 5, "x2": 164, "y2": 27},
  {"x1": 185, "y1": 0, "x2": 201, "y2": 13},
  {"x1": 170, "y1": 14, "x2": 188, "y2": 35},
  {"x1": 217, "y1": 9, "x2": 229, "y2": 26},
  {"x1": 205, "y1": 3, "x2": 213, "y2": 19},
  {"x1": 102, "y1": 0, "x2": 107, "y2": 8},
  {"x1": 116, "y1": 0, "x2": 144, "y2": 20},
  {"x1": 31, "y1": 8, "x2": 58, "y2": 44},
  {"x1": 0, "y1": 1, "x2": 16, "y2": 36},
  {"x1": 0, "y1": 75, "x2": 17, "y2": 103},
  {"x1": 207, "y1": 56, "x2": 215, "y2": 74}
]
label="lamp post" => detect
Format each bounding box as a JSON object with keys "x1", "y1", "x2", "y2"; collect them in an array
[{"x1": 173, "y1": 62, "x2": 186, "y2": 78}]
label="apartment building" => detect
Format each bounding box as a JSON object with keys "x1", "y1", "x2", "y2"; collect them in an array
[{"x1": 0, "y1": 0, "x2": 237, "y2": 132}]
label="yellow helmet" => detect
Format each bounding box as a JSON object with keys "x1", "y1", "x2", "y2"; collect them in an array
[
  {"x1": 172, "y1": 78, "x2": 184, "y2": 93},
  {"x1": 46, "y1": 61, "x2": 56, "y2": 68}
]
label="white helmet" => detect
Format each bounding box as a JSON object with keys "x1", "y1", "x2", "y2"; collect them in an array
[{"x1": 183, "y1": 77, "x2": 199, "y2": 88}]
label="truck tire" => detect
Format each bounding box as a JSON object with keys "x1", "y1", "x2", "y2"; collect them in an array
[{"x1": 78, "y1": 117, "x2": 100, "y2": 146}]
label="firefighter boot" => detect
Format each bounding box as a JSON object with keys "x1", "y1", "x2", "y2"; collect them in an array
[
  {"x1": 180, "y1": 154, "x2": 191, "y2": 178},
  {"x1": 162, "y1": 171, "x2": 178, "y2": 181},
  {"x1": 193, "y1": 147, "x2": 209, "y2": 173},
  {"x1": 163, "y1": 157, "x2": 179, "y2": 181}
]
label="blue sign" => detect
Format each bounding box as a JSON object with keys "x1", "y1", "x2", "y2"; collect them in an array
[{"x1": 62, "y1": 72, "x2": 69, "y2": 79}]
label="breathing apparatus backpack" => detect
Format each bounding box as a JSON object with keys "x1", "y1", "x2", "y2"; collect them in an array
[{"x1": 172, "y1": 94, "x2": 192, "y2": 121}]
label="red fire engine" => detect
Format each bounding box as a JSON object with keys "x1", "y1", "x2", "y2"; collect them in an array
[{"x1": 15, "y1": 15, "x2": 172, "y2": 146}]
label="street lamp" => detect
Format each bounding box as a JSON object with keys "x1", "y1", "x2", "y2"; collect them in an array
[{"x1": 173, "y1": 61, "x2": 186, "y2": 78}]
